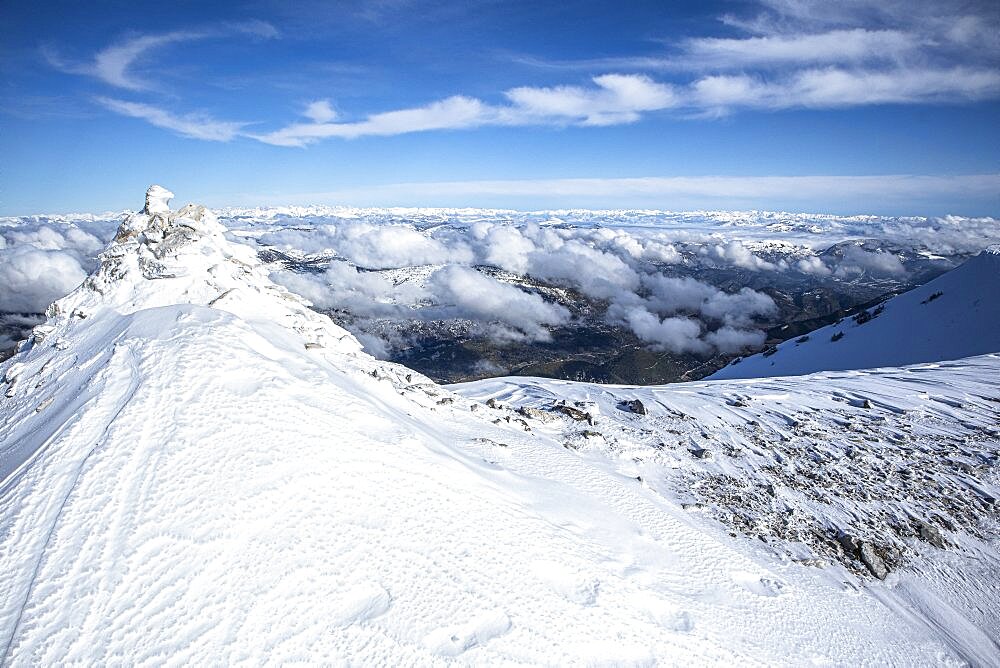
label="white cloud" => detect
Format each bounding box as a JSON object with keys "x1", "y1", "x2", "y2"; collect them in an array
[
  {"x1": 44, "y1": 31, "x2": 201, "y2": 91},
  {"x1": 304, "y1": 100, "x2": 338, "y2": 123},
  {"x1": 704, "y1": 326, "x2": 767, "y2": 353},
  {"x1": 78, "y1": 61, "x2": 1000, "y2": 146},
  {"x1": 641, "y1": 240, "x2": 682, "y2": 264},
  {"x1": 0, "y1": 220, "x2": 114, "y2": 315},
  {"x1": 503, "y1": 74, "x2": 677, "y2": 126},
  {"x1": 691, "y1": 66, "x2": 1000, "y2": 112},
  {"x1": 797, "y1": 256, "x2": 832, "y2": 275},
  {"x1": 0, "y1": 248, "x2": 88, "y2": 313},
  {"x1": 835, "y1": 246, "x2": 906, "y2": 276},
  {"x1": 711, "y1": 240, "x2": 778, "y2": 271},
  {"x1": 335, "y1": 223, "x2": 472, "y2": 268},
  {"x1": 260, "y1": 218, "x2": 782, "y2": 355},
  {"x1": 619, "y1": 309, "x2": 708, "y2": 354},
  {"x1": 96, "y1": 98, "x2": 247, "y2": 141},
  {"x1": 475, "y1": 224, "x2": 536, "y2": 274},
  {"x1": 639, "y1": 275, "x2": 776, "y2": 328},
  {"x1": 272, "y1": 260, "x2": 423, "y2": 317},
  {"x1": 45, "y1": 23, "x2": 279, "y2": 91},
  {"x1": 683, "y1": 29, "x2": 921, "y2": 69},
  {"x1": 505, "y1": 2, "x2": 1000, "y2": 118},
  {"x1": 429, "y1": 266, "x2": 570, "y2": 341},
  {"x1": 254, "y1": 74, "x2": 680, "y2": 146},
  {"x1": 255, "y1": 96, "x2": 489, "y2": 147},
  {"x1": 227, "y1": 19, "x2": 281, "y2": 40},
  {"x1": 46, "y1": 2, "x2": 999, "y2": 146}
]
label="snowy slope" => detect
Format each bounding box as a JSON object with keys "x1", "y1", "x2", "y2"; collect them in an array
[
  {"x1": 710, "y1": 246, "x2": 1000, "y2": 380},
  {"x1": 454, "y1": 359, "x2": 1000, "y2": 665},
  {"x1": 1, "y1": 188, "x2": 998, "y2": 665}
]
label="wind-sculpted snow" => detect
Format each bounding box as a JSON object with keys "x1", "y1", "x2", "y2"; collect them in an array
[{"x1": 2, "y1": 188, "x2": 998, "y2": 664}]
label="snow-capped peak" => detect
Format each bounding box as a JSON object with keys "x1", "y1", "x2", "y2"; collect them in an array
[
  {"x1": 143, "y1": 184, "x2": 174, "y2": 215},
  {"x1": 38, "y1": 186, "x2": 363, "y2": 356},
  {"x1": 112, "y1": 186, "x2": 225, "y2": 247}
]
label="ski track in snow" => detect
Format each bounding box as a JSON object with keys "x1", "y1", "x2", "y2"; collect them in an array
[{"x1": 0, "y1": 190, "x2": 997, "y2": 665}]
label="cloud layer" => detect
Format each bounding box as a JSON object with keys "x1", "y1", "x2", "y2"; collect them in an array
[
  {"x1": 260, "y1": 218, "x2": 858, "y2": 356},
  {"x1": 3, "y1": 207, "x2": 997, "y2": 362}
]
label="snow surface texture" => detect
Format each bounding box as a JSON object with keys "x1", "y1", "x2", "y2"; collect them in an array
[
  {"x1": 710, "y1": 246, "x2": 1000, "y2": 380},
  {"x1": 454, "y1": 358, "x2": 1000, "y2": 665},
  {"x1": 1, "y1": 188, "x2": 998, "y2": 664}
]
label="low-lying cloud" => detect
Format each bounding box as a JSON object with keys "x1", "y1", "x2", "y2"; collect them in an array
[
  {"x1": 252, "y1": 210, "x2": 1000, "y2": 358},
  {"x1": 835, "y1": 246, "x2": 906, "y2": 277},
  {"x1": 2, "y1": 207, "x2": 996, "y2": 363},
  {"x1": 0, "y1": 220, "x2": 111, "y2": 314},
  {"x1": 263, "y1": 218, "x2": 793, "y2": 356}
]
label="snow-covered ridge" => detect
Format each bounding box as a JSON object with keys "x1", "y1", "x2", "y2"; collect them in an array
[
  {"x1": 32, "y1": 185, "x2": 363, "y2": 357},
  {"x1": 710, "y1": 246, "x2": 1000, "y2": 380}
]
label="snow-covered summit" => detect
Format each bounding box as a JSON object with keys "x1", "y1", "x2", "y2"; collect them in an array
[
  {"x1": 710, "y1": 246, "x2": 1000, "y2": 380},
  {"x1": 142, "y1": 184, "x2": 174, "y2": 215},
  {"x1": 36, "y1": 185, "x2": 363, "y2": 357}
]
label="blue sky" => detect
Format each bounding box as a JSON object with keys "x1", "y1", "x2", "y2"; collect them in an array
[{"x1": 1, "y1": 0, "x2": 998, "y2": 215}]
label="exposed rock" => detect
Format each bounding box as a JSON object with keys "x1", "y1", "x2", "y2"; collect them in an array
[
  {"x1": 793, "y1": 558, "x2": 828, "y2": 568},
  {"x1": 859, "y1": 542, "x2": 889, "y2": 580},
  {"x1": 837, "y1": 532, "x2": 860, "y2": 555},
  {"x1": 517, "y1": 406, "x2": 557, "y2": 422},
  {"x1": 4, "y1": 362, "x2": 24, "y2": 385},
  {"x1": 553, "y1": 404, "x2": 592, "y2": 424},
  {"x1": 617, "y1": 399, "x2": 647, "y2": 415},
  {"x1": 688, "y1": 447, "x2": 712, "y2": 460},
  {"x1": 916, "y1": 520, "x2": 947, "y2": 549},
  {"x1": 31, "y1": 325, "x2": 55, "y2": 344}
]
